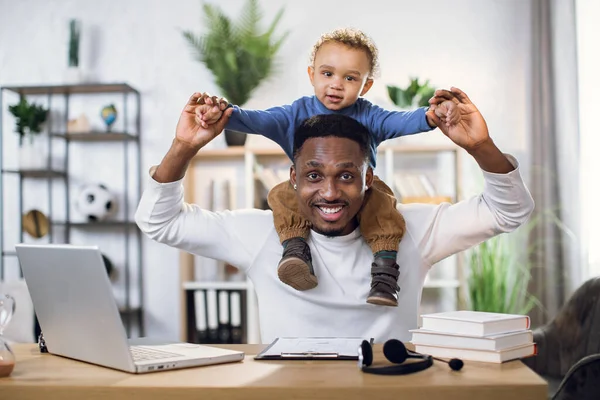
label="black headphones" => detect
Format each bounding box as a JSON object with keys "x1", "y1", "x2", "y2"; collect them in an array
[{"x1": 358, "y1": 339, "x2": 464, "y2": 375}]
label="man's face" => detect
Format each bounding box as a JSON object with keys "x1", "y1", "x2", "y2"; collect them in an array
[
  {"x1": 290, "y1": 136, "x2": 373, "y2": 236},
  {"x1": 308, "y1": 42, "x2": 373, "y2": 111}
]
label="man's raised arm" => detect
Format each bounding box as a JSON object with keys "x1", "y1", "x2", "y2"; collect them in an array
[
  {"x1": 409, "y1": 87, "x2": 535, "y2": 266},
  {"x1": 153, "y1": 92, "x2": 233, "y2": 183}
]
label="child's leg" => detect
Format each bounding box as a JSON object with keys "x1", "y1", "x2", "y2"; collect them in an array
[
  {"x1": 267, "y1": 180, "x2": 318, "y2": 291},
  {"x1": 357, "y1": 176, "x2": 405, "y2": 307}
]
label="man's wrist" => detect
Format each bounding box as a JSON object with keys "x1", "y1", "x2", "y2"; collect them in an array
[
  {"x1": 467, "y1": 139, "x2": 515, "y2": 174},
  {"x1": 172, "y1": 137, "x2": 202, "y2": 158},
  {"x1": 153, "y1": 139, "x2": 199, "y2": 183}
]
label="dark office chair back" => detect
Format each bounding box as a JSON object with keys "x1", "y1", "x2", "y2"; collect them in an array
[
  {"x1": 552, "y1": 353, "x2": 600, "y2": 400},
  {"x1": 524, "y1": 277, "x2": 600, "y2": 378}
]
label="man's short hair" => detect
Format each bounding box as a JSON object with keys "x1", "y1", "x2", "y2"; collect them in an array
[{"x1": 292, "y1": 114, "x2": 370, "y2": 162}]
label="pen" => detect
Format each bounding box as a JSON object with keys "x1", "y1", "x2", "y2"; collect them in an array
[{"x1": 281, "y1": 352, "x2": 339, "y2": 358}]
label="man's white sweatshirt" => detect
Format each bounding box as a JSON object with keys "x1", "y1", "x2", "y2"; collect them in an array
[{"x1": 135, "y1": 155, "x2": 534, "y2": 343}]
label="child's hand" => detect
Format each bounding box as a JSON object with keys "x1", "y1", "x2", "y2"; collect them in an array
[
  {"x1": 433, "y1": 100, "x2": 461, "y2": 126},
  {"x1": 175, "y1": 92, "x2": 233, "y2": 150},
  {"x1": 194, "y1": 104, "x2": 222, "y2": 129},
  {"x1": 195, "y1": 92, "x2": 230, "y2": 127},
  {"x1": 196, "y1": 92, "x2": 229, "y2": 110}
]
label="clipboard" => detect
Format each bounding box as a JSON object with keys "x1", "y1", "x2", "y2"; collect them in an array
[{"x1": 254, "y1": 337, "x2": 369, "y2": 360}]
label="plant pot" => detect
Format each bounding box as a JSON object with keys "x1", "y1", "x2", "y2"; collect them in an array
[
  {"x1": 19, "y1": 136, "x2": 48, "y2": 170},
  {"x1": 224, "y1": 129, "x2": 247, "y2": 147}
]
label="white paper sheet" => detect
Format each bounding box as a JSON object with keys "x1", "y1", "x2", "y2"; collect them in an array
[{"x1": 260, "y1": 337, "x2": 366, "y2": 358}]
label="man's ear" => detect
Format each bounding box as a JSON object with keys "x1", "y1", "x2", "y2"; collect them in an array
[
  {"x1": 365, "y1": 167, "x2": 374, "y2": 190},
  {"x1": 360, "y1": 78, "x2": 374, "y2": 96},
  {"x1": 290, "y1": 164, "x2": 297, "y2": 188},
  {"x1": 308, "y1": 66, "x2": 315, "y2": 86}
]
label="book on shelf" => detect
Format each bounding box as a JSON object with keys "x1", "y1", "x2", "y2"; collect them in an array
[
  {"x1": 414, "y1": 343, "x2": 537, "y2": 363},
  {"x1": 193, "y1": 288, "x2": 245, "y2": 344},
  {"x1": 206, "y1": 289, "x2": 219, "y2": 343},
  {"x1": 194, "y1": 290, "x2": 209, "y2": 343},
  {"x1": 254, "y1": 163, "x2": 290, "y2": 191},
  {"x1": 409, "y1": 329, "x2": 534, "y2": 351},
  {"x1": 393, "y1": 173, "x2": 451, "y2": 204},
  {"x1": 420, "y1": 310, "x2": 531, "y2": 337},
  {"x1": 230, "y1": 291, "x2": 243, "y2": 344},
  {"x1": 217, "y1": 290, "x2": 231, "y2": 344}
]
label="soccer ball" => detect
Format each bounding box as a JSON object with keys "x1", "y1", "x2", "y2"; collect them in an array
[{"x1": 75, "y1": 183, "x2": 117, "y2": 222}]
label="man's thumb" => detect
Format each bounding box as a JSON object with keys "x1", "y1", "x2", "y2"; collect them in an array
[{"x1": 213, "y1": 108, "x2": 233, "y2": 133}]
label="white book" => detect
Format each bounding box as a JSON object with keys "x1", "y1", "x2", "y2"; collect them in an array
[
  {"x1": 420, "y1": 310, "x2": 531, "y2": 337},
  {"x1": 410, "y1": 328, "x2": 533, "y2": 351},
  {"x1": 415, "y1": 342, "x2": 537, "y2": 364}
]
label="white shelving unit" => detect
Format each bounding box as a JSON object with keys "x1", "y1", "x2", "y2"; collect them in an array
[{"x1": 180, "y1": 143, "x2": 463, "y2": 343}]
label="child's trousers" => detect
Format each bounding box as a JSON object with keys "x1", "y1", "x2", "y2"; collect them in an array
[{"x1": 267, "y1": 176, "x2": 406, "y2": 254}]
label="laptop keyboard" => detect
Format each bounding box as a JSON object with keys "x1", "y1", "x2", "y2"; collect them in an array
[{"x1": 130, "y1": 346, "x2": 183, "y2": 362}]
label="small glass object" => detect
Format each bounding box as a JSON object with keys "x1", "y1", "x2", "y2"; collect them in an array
[{"x1": 0, "y1": 293, "x2": 16, "y2": 377}]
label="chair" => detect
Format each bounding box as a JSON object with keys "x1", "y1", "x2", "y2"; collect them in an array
[
  {"x1": 552, "y1": 354, "x2": 600, "y2": 400},
  {"x1": 523, "y1": 277, "x2": 600, "y2": 399}
]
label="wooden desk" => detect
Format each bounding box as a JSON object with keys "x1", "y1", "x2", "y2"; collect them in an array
[{"x1": 1, "y1": 344, "x2": 547, "y2": 400}]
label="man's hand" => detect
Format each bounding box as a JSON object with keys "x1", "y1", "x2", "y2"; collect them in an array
[
  {"x1": 195, "y1": 92, "x2": 229, "y2": 127},
  {"x1": 427, "y1": 87, "x2": 514, "y2": 174},
  {"x1": 153, "y1": 93, "x2": 233, "y2": 183},
  {"x1": 426, "y1": 87, "x2": 490, "y2": 152},
  {"x1": 175, "y1": 92, "x2": 233, "y2": 151}
]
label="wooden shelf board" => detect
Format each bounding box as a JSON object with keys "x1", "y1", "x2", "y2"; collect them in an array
[
  {"x1": 53, "y1": 221, "x2": 138, "y2": 228},
  {"x1": 2, "y1": 83, "x2": 138, "y2": 95},
  {"x1": 183, "y1": 281, "x2": 249, "y2": 291},
  {"x1": 51, "y1": 132, "x2": 138, "y2": 141},
  {"x1": 380, "y1": 144, "x2": 460, "y2": 153},
  {"x1": 401, "y1": 196, "x2": 454, "y2": 205},
  {"x1": 423, "y1": 279, "x2": 461, "y2": 288},
  {"x1": 193, "y1": 145, "x2": 457, "y2": 160},
  {"x1": 1, "y1": 169, "x2": 66, "y2": 178}
]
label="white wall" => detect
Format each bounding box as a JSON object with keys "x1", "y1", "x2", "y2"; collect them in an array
[{"x1": 0, "y1": 0, "x2": 533, "y2": 339}]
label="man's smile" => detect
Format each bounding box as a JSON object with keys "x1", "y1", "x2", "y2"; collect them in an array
[{"x1": 314, "y1": 204, "x2": 346, "y2": 222}]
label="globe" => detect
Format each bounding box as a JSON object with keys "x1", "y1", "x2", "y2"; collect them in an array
[{"x1": 100, "y1": 104, "x2": 117, "y2": 131}]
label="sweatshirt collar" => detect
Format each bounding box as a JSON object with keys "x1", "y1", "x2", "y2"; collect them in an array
[{"x1": 309, "y1": 227, "x2": 362, "y2": 244}]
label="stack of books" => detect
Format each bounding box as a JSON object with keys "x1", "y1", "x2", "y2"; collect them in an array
[{"x1": 410, "y1": 310, "x2": 537, "y2": 363}]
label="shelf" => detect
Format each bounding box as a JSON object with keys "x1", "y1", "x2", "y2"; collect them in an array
[
  {"x1": 401, "y1": 196, "x2": 454, "y2": 205},
  {"x1": 118, "y1": 306, "x2": 142, "y2": 315},
  {"x1": 423, "y1": 279, "x2": 461, "y2": 289},
  {"x1": 51, "y1": 132, "x2": 139, "y2": 141},
  {"x1": 192, "y1": 144, "x2": 458, "y2": 160},
  {"x1": 1, "y1": 169, "x2": 66, "y2": 178},
  {"x1": 193, "y1": 146, "x2": 286, "y2": 160},
  {"x1": 53, "y1": 221, "x2": 138, "y2": 228},
  {"x1": 184, "y1": 281, "x2": 249, "y2": 291},
  {"x1": 380, "y1": 144, "x2": 459, "y2": 153},
  {"x1": 2, "y1": 83, "x2": 138, "y2": 95},
  {"x1": 1, "y1": 251, "x2": 17, "y2": 257}
]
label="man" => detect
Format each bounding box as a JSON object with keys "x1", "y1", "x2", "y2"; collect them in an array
[{"x1": 135, "y1": 87, "x2": 534, "y2": 343}]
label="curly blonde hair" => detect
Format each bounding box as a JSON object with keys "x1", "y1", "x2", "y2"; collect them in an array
[{"x1": 309, "y1": 28, "x2": 380, "y2": 78}]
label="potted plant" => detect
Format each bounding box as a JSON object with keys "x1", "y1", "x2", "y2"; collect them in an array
[
  {"x1": 182, "y1": 0, "x2": 289, "y2": 146},
  {"x1": 387, "y1": 77, "x2": 435, "y2": 109},
  {"x1": 65, "y1": 19, "x2": 82, "y2": 83},
  {"x1": 464, "y1": 209, "x2": 572, "y2": 317},
  {"x1": 8, "y1": 97, "x2": 49, "y2": 169}
]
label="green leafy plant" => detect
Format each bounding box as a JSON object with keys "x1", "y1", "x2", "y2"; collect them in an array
[
  {"x1": 68, "y1": 19, "x2": 81, "y2": 67},
  {"x1": 182, "y1": 0, "x2": 289, "y2": 106},
  {"x1": 466, "y1": 209, "x2": 572, "y2": 315},
  {"x1": 387, "y1": 77, "x2": 435, "y2": 108},
  {"x1": 8, "y1": 97, "x2": 49, "y2": 146}
]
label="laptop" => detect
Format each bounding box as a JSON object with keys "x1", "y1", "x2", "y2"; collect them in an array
[{"x1": 15, "y1": 243, "x2": 245, "y2": 373}]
